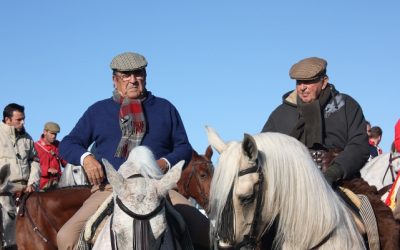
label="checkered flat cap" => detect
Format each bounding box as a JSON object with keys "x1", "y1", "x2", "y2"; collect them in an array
[
  {"x1": 289, "y1": 57, "x2": 327, "y2": 81},
  {"x1": 110, "y1": 52, "x2": 148, "y2": 71}
]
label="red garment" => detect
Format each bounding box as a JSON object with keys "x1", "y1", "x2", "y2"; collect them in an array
[
  {"x1": 395, "y1": 119, "x2": 400, "y2": 152},
  {"x1": 34, "y1": 138, "x2": 67, "y2": 189}
]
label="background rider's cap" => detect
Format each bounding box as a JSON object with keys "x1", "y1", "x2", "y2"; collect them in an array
[
  {"x1": 44, "y1": 122, "x2": 60, "y2": 133},
  {"x1": 110, "y1": 52, "x2": 148, "y2": 72},
  {"x1": 289, "y1": 57, "x2": 327, "y2": 81}
]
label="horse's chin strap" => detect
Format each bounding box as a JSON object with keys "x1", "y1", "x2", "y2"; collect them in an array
[{"x1": 235, "y1": 159, "x2": 264, "y2": 249}]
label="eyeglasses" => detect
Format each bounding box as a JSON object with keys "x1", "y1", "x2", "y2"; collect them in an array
[{"x1": 115, "y1": 70, "x2": 145, "y2": 82}]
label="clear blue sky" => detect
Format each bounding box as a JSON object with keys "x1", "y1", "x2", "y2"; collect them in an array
[{"x1": 1, "y1": 1, "x2": 399, "y2": 162}]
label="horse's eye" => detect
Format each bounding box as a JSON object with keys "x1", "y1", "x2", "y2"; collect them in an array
[
  {"x1": 239, "y1": 193, "x2": 255, "y2": 206},
  {"x1": 199, "y1": 173, "x2": 208, "y2": 179}
]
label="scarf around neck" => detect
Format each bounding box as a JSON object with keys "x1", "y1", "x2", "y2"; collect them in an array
[
  {"x1": 113, "y1": 89, "x2": 146, "y2": 158},
  {"x1": 290, "y1": 85, "x2": 332, "y2": 149}
]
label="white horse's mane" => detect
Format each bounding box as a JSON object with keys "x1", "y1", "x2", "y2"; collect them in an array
[
  {"x1": 119, "y1": 146, "x2": 164, "y2": 180},
  {"x1": 209, "y1": 132, "x2": 365, "y2": 249}
]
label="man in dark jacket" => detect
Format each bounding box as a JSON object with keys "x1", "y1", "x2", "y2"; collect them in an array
[
  {"x1": 262, "y1": 57, "x2": 399, "y2": 249},
  {"x1": 262, "y1": 57, "x2": 369, "y2": 185}
]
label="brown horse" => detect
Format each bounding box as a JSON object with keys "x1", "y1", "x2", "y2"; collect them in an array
[
  {"x1": 15, "y1": 148, "x2": 213, "y2": 249},
  {"x1": 177, "y1": 146, "x2": 214, "y2": 210},
  {"x1": 16, "y1": 186, "x2": 91, "y2": 250}
]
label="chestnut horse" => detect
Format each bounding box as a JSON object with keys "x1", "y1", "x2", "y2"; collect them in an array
[
  {"x1": 177, "y1": 146, "x2": 214, "y2": 210},
  {"x1": 15, "y1": 148, "x2": 213, "y2": 249}
]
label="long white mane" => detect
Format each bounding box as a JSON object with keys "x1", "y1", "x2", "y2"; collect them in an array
[
  {"x1": 361, "y1": 152, "x2": 400, "y2": 190},
  {"x1": 209, "y1": 130, "x2": 365, "y2": 249}
]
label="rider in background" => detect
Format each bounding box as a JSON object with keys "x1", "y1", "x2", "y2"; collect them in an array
[
  {"x1": 368, "y1": 126, "x2": 383, "y2": 160},
  {"x1": 261, "y1": 57, "x2": 399, "y2": 249},
  {"x1": 34, "y1": 121, "x2": 67, "y2": 190},
  {"x1": 0, "y1": 103, "x2": 40, "y2": 247},
  {"x1": 57, "y1": 52, "x2": 194, "y2": 249},
  {"x1": 395, "y1": 119, "x2": 400, "y2": 153}
]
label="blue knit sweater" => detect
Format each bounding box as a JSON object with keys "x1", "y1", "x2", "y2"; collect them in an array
[{"x1": 59, "y1": 92, "x2": 192, "y2": 171}]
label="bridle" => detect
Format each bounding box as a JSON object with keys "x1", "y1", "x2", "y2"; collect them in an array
[
  {"x1": 183, "y1": 159, "x2": 213, "y2": 208},
  {"x1": 217, "y1": 159, "x2": 264, "y2": 250},
  {"x1": 110, "y1": 173, "x2": 166, "y2": 250},
  {"x1": 382, "y1": 152, "x2": 400, "y2": 185}
]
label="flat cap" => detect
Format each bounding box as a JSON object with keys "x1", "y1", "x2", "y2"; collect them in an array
[
  {"x1": 44, "y1": 122, "x2": 60, "y2": 133},
  {"x1": 289, "y1": 57, "x2": 327, "y2": 81},
  {"x1": 110, "y1": 52, "x2": 148, "y2": 71}
]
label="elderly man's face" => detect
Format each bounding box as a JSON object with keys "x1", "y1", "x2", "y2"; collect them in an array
[
  {"x1": 113, "y1": 70, "x2": 146, "y2": 99},
  {"x1": 296, "y1": 77, "x2": 328, "y2": 103}
]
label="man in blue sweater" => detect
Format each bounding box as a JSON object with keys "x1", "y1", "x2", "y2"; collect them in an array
[{"x1": 57, "y1": 52, "x2": 193, "y2": 249}]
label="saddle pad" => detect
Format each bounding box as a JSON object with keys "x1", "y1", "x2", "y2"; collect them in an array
[{"x1": 84, "y1": 194, "x2": 114, "y2": 241}]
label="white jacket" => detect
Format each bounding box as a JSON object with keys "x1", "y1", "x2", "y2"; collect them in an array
[{"x1": 0, "y1": 122, "x2": 40, "y2": 191}]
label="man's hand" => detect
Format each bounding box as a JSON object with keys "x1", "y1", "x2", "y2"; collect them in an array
[
  {"x1": 48, "y1": 167, "x2": 58, "y2": 175},
  {"x1": 24, "y1": 185, "x2": 35, "y2": 193},
  {"x1": 83, "y1": 154, "x2": 104, "y2": 185},
  {"x1": 157, "y1": 159, "x2": 169, "y2": 173}
]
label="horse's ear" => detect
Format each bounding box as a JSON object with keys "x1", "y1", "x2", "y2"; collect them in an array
[
  {"x1": 205, "y1": 145, "x2": 213, "y2": 160},
  {"x1": 205, "y1": 126, "x2": 227, "y2": 154},
  {"x1": 242, "y1": 133, "x2": 258, "y2": 163},
  {"x1": 159, "y1": 160, "x2": 184, "y2": 195},
  {"x1": 102, "y1": 158, "x2": 125, "y2": 192}
]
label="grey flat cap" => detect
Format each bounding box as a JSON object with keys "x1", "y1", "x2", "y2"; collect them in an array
[
  {"x1": 110, "y1": 52, "x2": 148, "y2": 71},
  {"x1": 44, "y1": 122, "x2": 60, "y2": 133},
  {"x1": 289, "y1": 57, "x2": 327, "y2": 81}
]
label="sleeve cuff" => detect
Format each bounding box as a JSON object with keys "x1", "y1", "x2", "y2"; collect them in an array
[
  {"x1": 80, "y1": 152, "x2": 93, "y2": 166},
  {"x1": 161, "y1": 157, "x2": 171, "y2": 171}
]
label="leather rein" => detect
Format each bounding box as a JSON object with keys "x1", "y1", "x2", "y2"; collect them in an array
[{"x1": 382, "y1": 152, "x2": 400, "y2": 184}]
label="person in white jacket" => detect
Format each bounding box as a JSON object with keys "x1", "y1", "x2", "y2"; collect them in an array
[{"x1": 0, "y1": 103, "x2": 40, "y2": 191}]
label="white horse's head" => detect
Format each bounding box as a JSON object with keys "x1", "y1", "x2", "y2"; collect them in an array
[
  {"x1": 100, "y1": 146, "x2": 183, "y2": 249},
  {"x1": 206, "y1": 126, "x2": 365, "y2": 249},
  {"x1": 58, "y1": 163, "x2": 89, "y2": 188}
]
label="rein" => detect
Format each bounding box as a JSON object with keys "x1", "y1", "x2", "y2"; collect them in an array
[
  {"x1": 382, "y1": 153, "x2": 400, "y2": 184},
  {"x1": 21, "y1": 192, "x2": 58, "y2": 249},
  {"x1": 183, "y1": 160, "x2": 213, "y2": 207}
]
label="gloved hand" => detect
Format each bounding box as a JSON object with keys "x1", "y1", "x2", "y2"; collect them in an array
[{"x1": 323, "y1": 163, "x2": 344, "y2": 187}]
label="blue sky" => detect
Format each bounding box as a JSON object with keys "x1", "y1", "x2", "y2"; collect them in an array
[{"x1": 1, "y1": 1, "x2": 399, "y2": 162}]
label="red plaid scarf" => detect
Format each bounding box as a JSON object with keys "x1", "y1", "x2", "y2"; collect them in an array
[{"x1": 113, "y1": 90, "x2": 146, "y2": 158}]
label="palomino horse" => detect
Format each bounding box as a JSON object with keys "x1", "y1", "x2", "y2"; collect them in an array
[
  {"x1": 361, "y1": 152, "x2": 400, "y2": 191},
  {"x1": 0, "y1": 165, "x2": 17, "y2": 249},
  {"x1": 15, "y1": 148, "x2": 209, "y2": 249},
  {"x1": 177, "y1": 146, "x2": 213, "y2": 210},
  {"x1": 207, "y1": 127, "x2": 366, "y2": 249},
  {"x1": 93, "y1": 146, "x2": 188, "y2": 250}
]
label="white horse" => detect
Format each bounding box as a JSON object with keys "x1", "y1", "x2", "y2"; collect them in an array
[
  {"x1": 57, "y1": 163, "x2": 89, "y2": 188},
  {"x1": 92, "y1": 146, "x2": 184, "y2": 250},
  {"x1": 0, "y1": 164, "x2": 17, "y2": 249},
  {"x1": 207, "y1": 127, "x2": 365, "y2": 249},
  {"x1": 361, "y1": 152, "x2": 400, "y2": 191}
]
